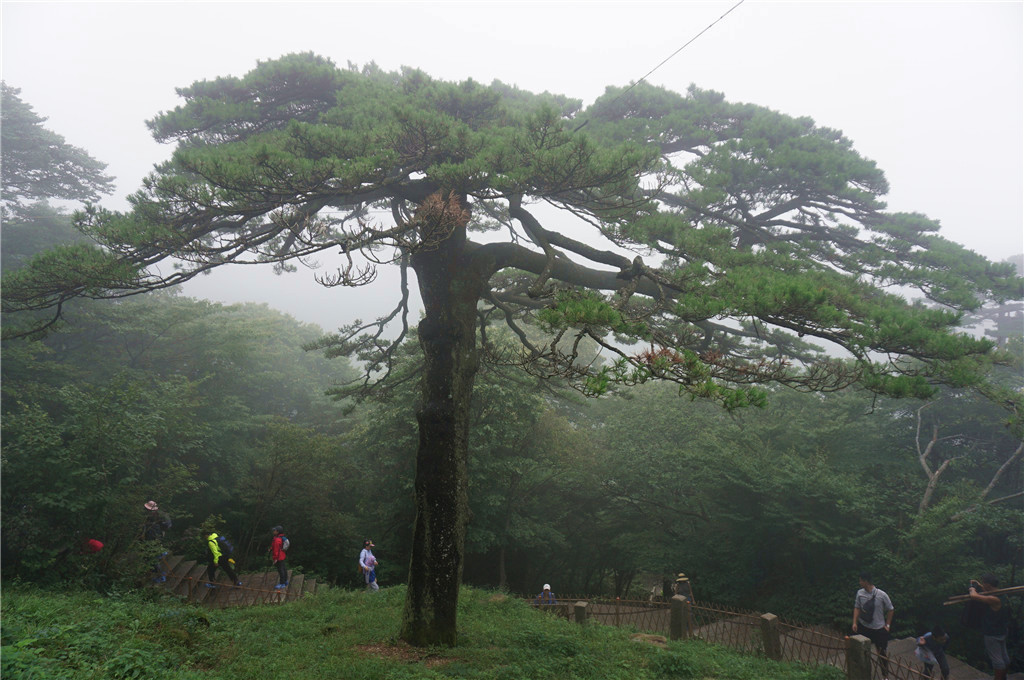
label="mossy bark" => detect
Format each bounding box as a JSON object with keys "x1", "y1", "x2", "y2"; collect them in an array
[{"x1": 400, "y1": 197, "x2": 481, "y2": 646}]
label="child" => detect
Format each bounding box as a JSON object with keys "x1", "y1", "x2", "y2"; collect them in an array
[{"x1": 916, "y1": 625, "x2": 950, "y2": 680}]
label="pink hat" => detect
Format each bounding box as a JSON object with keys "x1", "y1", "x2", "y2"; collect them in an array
[{"x1": 144, "y1": 501, "x2": 159, "y2": 511}]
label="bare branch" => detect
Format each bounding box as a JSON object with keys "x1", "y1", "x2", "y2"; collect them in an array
[{"x1": 979, "y1": 439, "x2": 1024, "y2": 503}]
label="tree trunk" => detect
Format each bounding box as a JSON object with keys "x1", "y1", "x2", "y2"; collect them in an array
[
  {"x1": 498, "y1": 501, "x2": 512, "y2": 589},
  {"x1": 400, "y1": 196, "x2": 481, "y2": 646},
  {"x1": 498, "y1": 544, "x2": 507, "y2": 590}
]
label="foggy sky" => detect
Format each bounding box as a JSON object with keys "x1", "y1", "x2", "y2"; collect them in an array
[{"x1": 2, "y1": 1, "x2": 1021, "y2": 332}]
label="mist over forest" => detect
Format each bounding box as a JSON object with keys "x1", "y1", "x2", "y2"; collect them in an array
[{"x1": 2, "y1": 5, "x2": 1022, "y2": 675}]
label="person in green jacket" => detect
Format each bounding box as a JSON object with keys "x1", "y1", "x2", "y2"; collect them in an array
[{"x1": 205, "y1": 531, "x2": 241, "y2": 587}]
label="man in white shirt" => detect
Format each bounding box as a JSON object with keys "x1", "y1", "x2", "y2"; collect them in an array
[{"x1": 851, "y1": 572, "x2": 895, "y2": 679}]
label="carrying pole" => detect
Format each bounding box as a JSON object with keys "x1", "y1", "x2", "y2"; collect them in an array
[{"x1": 942, "y1": 584, "x2": 1024, "y2": 605}]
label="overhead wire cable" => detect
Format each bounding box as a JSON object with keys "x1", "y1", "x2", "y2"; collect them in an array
[{"x1": 572, "y1": 0, "x2": 746, "y2": 133}]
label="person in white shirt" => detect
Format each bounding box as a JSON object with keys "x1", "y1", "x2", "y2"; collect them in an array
[
  {"x1": 851, "y1": 572, "x2": 895, "y2": 679},
  {"x1": 359, "y1": 539, "x2": 379, "y2": 591}
]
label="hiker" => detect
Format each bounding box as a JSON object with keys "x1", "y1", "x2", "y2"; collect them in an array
[
  {"x1": 269, "y1": 526, "x2": 289, "y2": 590},
  {"x1": 359, "y1": 539, "x2": 379, "y2": 591},
  {"x1": 916, "y1": 625, "x2": 951, "y2": 680},
  {"x1": 851, "y1": 572, "x2": 894, "y2": 679},
  {"x1": 969, "y1": 574, "x2": 1011, "y2": 680},
  {"x1": 673, "y1": 573, "x2": 693, "y2": 602},
  {"x1": 535, "y1": 583, "x2": 557, "y2": 608},
  {"x1": 79, "y1": 538, "x2": 104, "y2": 554},
  {"x1": 143, "y1": 501, "x2": 171, "y2": 582},
  {"x1": 143, "y1": 501, "x2": 172, "y2": 541},
  {"x1": 204, "y1": 529, "x2": 241, "y2": 588}
]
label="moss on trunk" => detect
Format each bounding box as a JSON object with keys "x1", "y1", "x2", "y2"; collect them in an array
[{"x1": 400, "y1": 194, "x2": 480, "y2": 646}]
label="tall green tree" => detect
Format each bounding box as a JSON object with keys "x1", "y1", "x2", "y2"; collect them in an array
[
  {"x1": 1, "y1": 83, "x2": 114, "y2": 220},
  {"x1": 4, "y1": 54, "x2": 1021, "y2": 645}
]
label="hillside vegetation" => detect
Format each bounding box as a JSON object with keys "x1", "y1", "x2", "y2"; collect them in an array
[{"x1": 2, "y1": 584, "x2": 841, "y2": 680}]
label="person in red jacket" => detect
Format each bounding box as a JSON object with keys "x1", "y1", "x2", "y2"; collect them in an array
[{"x1": 270, "y1": 526, "x2": 288, "y2": 590}]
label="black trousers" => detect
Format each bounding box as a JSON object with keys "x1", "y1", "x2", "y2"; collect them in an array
[
  {"x1": 275, "y1": 559, "x2": 288, "y2": 585},
  {"x1": 860, "y1": 625, "x2": 890, "y2": 675},
  {"x1": 207, "y1": 555, "x2": 239, "y2": 584}
]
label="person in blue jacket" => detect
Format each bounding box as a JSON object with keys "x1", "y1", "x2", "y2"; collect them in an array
[
  {"x1": 535, "y1": 583, "x2": 557, "y2": 607},
  {"x1": 916, "y1": 626, "x2": 950, "y2": 680}
]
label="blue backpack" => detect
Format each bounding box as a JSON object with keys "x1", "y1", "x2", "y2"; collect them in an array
[{"x1": 217, "y1": 535, "x2": 234, "y2": 555}]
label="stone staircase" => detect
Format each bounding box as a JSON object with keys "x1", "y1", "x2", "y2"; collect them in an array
[{"x1": 155, "y1": 554, "x2": 320, "y2": 608}]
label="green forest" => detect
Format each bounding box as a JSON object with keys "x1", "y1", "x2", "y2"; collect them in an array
[{"x1": 2, "y1": 54, "x2": 1022, "y2": 675}]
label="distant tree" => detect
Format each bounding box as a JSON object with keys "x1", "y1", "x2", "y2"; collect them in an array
[
  {"x1": 1, "y1": 83, "x2": 114, "y2": 219},
  {"x1": 0, "y1": 202, "x2": 88, "y2": 273},
  {"x1": 232, "y1": 418, "x2": 358, "y2": 580},
  {"x1": 3, "y1": 54, "x2": 1021, "y2": 645},
  {"x1": 1, "y1": 291, "x2": 358, "y2": 584},
  {"x1": 909, "y1": 337, "x2": 1024, "y2": 517},
  {"x1": 963, "y1": 255, "x2": 1024, "y2": 348},
  {"x1": 0, "y1": 373, "x2": 207, "y2": 582},
  {"x1": 461, "y1": 342, "x2": 586, "y2": 591}
]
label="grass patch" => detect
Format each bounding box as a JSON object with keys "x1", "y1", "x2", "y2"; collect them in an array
[{"x1": 2, "y1": 583, "x2": 843, "y2": 679}]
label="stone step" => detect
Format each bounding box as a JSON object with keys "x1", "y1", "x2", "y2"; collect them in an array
[
  {"x1": 169, "y1": 560, "x2": 198, "y2": 598},
  {"x1": 179, "y1": 562, "x2": 210, "y2": 601},
  {"x1": 152, "y1": 554, "x2": 183, "y2": 587},
  {"x1": 156, "y1": 556, "x2": 316, "y2": 608},
  {"x1": 161, "y1": 553, "x2": 184, "y2": 576},
  {"x1": 162, "y1": 561, "x2": 186, "y2": 590},
  {"x1": 286, "y1": 573, "x2": 305, "y2": 602}
]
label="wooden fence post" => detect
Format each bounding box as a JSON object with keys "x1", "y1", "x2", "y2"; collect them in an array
[
  {"x1": 846, "y1": 634, "x2": 872, "y2": 680},
  {"x1": 759, "y1": 613, "x2": 782, "y2": 660},
  {"x1": 574, "y1": 601, "x2": 589, "y2": 625},
  {"x1": 670, "y1": 595, "x2": 691, "y2": 641}
]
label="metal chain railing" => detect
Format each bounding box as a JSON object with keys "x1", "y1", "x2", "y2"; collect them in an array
[
  {"x1": 688, "y1": 600, "x2": 763, "y2": 654},
  {"x1": 585, "y1": 598, "x2": 672, "y2": 634},
  {"x1": 777, "y1": 617, "x2": 847, "y2": 669}
]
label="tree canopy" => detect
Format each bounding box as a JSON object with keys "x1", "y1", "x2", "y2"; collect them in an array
[
  {"x1": 3, "y1": 53, "x2": 1021, "y2": 645},
  {"x1": 1, "y1": 83, "x2": 115, "y2": 220}
]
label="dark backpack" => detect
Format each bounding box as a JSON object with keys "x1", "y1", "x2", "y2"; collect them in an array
[{"x1": 217, "y1": 535, "x2": 234, "y2": 555}]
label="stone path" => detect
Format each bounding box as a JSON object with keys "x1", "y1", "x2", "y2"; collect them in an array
[
  {"x1": 885, "y1": 636, "x2": 1023, "y2": 680},
  {"x1": 537, "y1": 599, "x2": 1022, "y2": 680}
]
